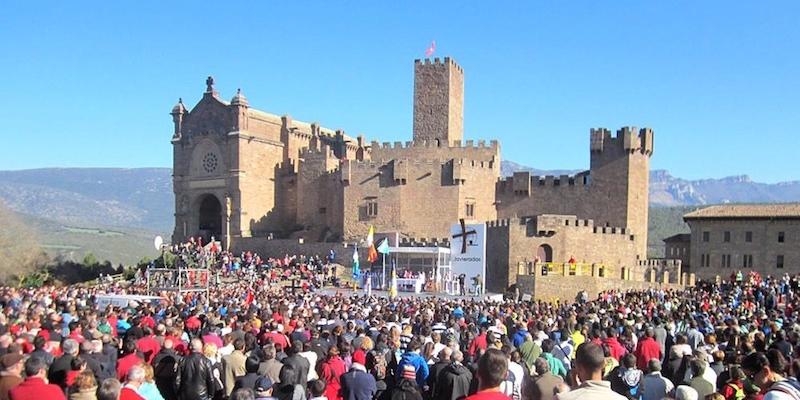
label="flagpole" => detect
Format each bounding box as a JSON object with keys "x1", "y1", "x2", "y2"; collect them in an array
[{"x1": 382, "y1": 253, "x2": 386, "y2": 291}]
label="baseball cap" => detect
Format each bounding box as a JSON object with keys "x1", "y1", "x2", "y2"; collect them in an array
[{"x1": 254, "y1": 376, "x2": 273, "y2": 395}]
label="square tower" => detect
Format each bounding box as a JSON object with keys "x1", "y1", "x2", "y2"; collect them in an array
[{"x1": 413, "y1": 57, "x2": 464, "y2": 145}]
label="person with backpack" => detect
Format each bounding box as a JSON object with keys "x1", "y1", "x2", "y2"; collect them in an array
[
  {"x1": 366, "y1": 347, "x2": 390, "y2": 399},
  {"x1": 742, "y1": 351, "x2": 800, "y2": 400},
  {"x1": 719, "y1": 366, "x2": 745, "y2": 400},
  {"x1": 608, "y1": 353, "x2": 642, "y2": 400}
]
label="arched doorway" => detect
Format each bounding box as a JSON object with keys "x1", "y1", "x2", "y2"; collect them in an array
[
  {"x1": 537, "y1": 244, "x2": 553, "y2": 263},
  {"x1": 198, "y1": 194, "x2": 222, "y2": 243}
]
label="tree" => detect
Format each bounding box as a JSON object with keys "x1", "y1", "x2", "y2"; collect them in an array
[
  {"x1": 0, "y1": 203, "x2": 48, "y2": 284},
  {"x1": 82, "y1": 252, "x2": 99, "y2": 267}
]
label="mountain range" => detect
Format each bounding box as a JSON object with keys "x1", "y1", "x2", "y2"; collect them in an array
[{"x1": 0, "y1": 162, "x2": 797, "y2": 265}]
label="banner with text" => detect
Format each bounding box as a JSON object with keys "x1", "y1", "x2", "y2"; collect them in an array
[{"x1": 449, "y1": 221, "x2": 487, "y2": 291}]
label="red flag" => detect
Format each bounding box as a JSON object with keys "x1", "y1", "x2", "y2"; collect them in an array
[
  {"x1": 367, "y1": 244, "x2": 379, "y2": 263},
  {"x1": 425, "y1": 40, "x2": 436, "y2": 57}
]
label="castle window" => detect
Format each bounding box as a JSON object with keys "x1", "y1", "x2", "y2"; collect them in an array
[
  {"x1": 465, "y1": 203, "x2": 475, "y2": 218},
  {"x1": 721, "y1": 254, "x2": 731, "y2": 268},
  {"x1": 700, "y1": 254, "x2": 710, "y2": 267},
  {"x1": 702, "y1": 231, "x2": 710, "y2": 242},
  {"x1": 777, "y1": 255, "x2": 785, "y2": 269},
  {"x1": 366, "y1": 201, "x2": 378, "y2": 218},
  {"x1": 724, "y1": 231, "x2": 731, "y2": 242},
  {"x1": 778, "y1": 232, "x2": 785, "y2": 243},
  {"x1": 319, "y1": 207, "x2": 327, "y2": 214},
  {"x1": 743, "y1": 254, "x2": 753, "y2": 268},
  {"x1": 745, "y1": 231, "x2": 753, "y2": 242}
]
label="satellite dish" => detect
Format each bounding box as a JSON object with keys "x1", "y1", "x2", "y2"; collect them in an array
[{"x1": 154, "y1": 236, "x2": 164, "y2": 251}]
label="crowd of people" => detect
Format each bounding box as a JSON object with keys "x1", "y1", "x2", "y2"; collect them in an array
[{"x1": 0, "y1": 245, "x2": 798, "y2": 400}]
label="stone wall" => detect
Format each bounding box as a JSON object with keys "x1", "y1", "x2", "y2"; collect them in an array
[
  {"x1": 686, "y1": 218, "x2": 800, "y2": 279},
  {"x1": 485, "y1": 216, "x2": 642, "y2": 293},
  {"x1": 516, "y1": 274, "x2": 684, "y2": 302},
  {"x1": 340, "y1": 157, "x2": 497, "y2": 242}
]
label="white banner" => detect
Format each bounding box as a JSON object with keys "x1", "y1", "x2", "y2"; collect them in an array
[{"x1": 450, "y1": 221, "x2": 486, "y2": 293}]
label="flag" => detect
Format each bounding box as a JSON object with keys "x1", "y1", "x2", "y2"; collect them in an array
[
  {"x1": 425, "y1": 40, "x2": 436, "y2": 57},
  {"x1": 367, "y1": 226, "x2": 378, "y2": 263},
  {"x1": 377, "y1": 238, "x2": 390, "y2": 254},
  {"x1": 389, "y1": 261, "x2": 398, "y2": 298},
  {"x1": 366, "y1": 225, "x2": 375, "y2": 246},
  {"x1": 352, "y1": 247, "x2": 360, "y2": 279}
]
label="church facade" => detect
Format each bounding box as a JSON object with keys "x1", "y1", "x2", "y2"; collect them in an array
[{"x1": 171, "y1": 57, "x2": 663, "y2": 292}]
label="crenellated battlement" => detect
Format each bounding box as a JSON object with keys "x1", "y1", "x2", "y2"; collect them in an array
[
  {"x1": 523, "y1": 214, "x2": 634, "y2": 238},
  {"x1": 590, "y1": 126, "x2": 654, "y2": 156},
  {"x1": 414, "y1": 56, "x2": 464, "y2": 73},
  {"x1": 497, "y1": 170, "x2": 592, "y2": 195},
  {"x1": 486, "y1": 218, "x2": 511, "y2": 228},
  {"x1": 370, "y1": 139, "x2": 498, "y2": 150}
]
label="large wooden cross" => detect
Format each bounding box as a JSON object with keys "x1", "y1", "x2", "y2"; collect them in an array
[{"x1": 452, "y1": 218, "x2": 477, "y2": 254}]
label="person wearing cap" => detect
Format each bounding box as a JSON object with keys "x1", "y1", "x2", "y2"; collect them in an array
[
  {"x1": 555, "y1": 343, "x2": 626, "y2": 400},
  {"x1": 0, "y1": 353, "x2": 24, "y2": 400},
  {"x1": 252, "y1": 376, "x2": 275, "y2": 400},
  {"x1": 10, "y1": 356, "x2": 66, "y2": 400},
  {"x1": 340, "y1": 350, "x2": 377, "y2": 400},
  {"x1": 385, "y1": 364, "x2": 423, "y2": 400},
  {"x1": 639, "y1": 359, "x2": 674, "y2": 400}
]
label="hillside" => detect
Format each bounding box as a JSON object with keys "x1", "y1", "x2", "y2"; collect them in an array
[{"x1": 0, "y1": 168, "x2": 173, "y2": 231}]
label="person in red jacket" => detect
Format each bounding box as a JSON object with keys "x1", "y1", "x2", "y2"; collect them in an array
[
  {"x1": 10, "y1": 356, "x2": 65, "y2": 400},
  {"x1": 468, "y1": 326, "x2": 489, "y2": 359},
  {"x1": 635, "y1": 328, "x2": 663, "y2": 370},
  {"x1": 116, "y1": 340, "x2": 144, "y2": 382},
  {"x1": 602, "y1": 328, "x2": 627, "y2": 361}
]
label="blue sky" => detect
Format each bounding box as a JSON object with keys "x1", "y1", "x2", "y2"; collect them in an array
[{"x1": 1, "y1": 2, "x2": 798, "y2": 183}]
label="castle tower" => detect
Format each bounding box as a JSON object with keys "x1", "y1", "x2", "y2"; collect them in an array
[
  {"x1": 413, "y1": 57, "x2": 464, "y2": 146},
  {"x1": 589, "y1": 126, "x2": 654, "y2": 258}
]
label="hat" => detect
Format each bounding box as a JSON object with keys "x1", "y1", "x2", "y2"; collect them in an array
[
  {"x1": 401, "y1": 365, "x2": 416, "y2": 381},
  {"x1": 254, "y1": 376, "x2": 273, "y2": 393},
  {"x1": 352, "y1": 351, "x2": 366, "y2": 366},
  {"x1": 0, "y1": 353, "x2": 24, "y2": 370}
]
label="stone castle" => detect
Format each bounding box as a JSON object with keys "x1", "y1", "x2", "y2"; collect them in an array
[{"x1": 171, "y1": 56, "x2": 679, "y2": 295}]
